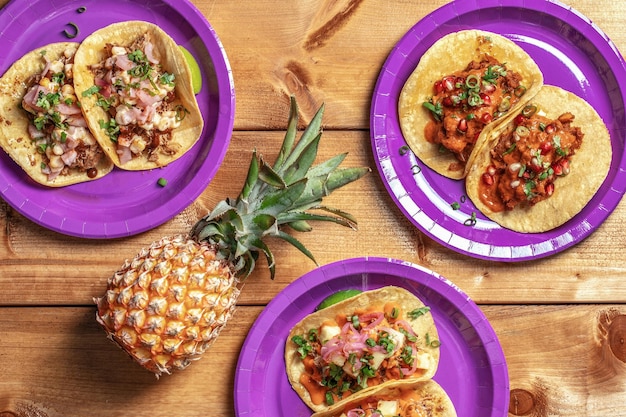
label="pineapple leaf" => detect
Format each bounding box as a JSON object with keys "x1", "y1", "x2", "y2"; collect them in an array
[
  {"x1": 191, "y1": 97, "x2": 371, "y2": 281},
  {"x1": 205, "y1": 199, "x2": 237, "y2": 222},
  {"x1": 325, "y1": 166, "x2": 372, "y2": 194},
  {"x1": 274, "y1": 95, "x2": 299, "y2": 171},
  {"x1": 235, "y1": 250, "x2": 256, "y2": 278},
  {"x1": 315, "y1": 205, "x2": 359, "y2": 226},
  {"x1": 252, "y1": 213, "x2": 277, "y2": 231},
  {"x1": 278, "y1": 103, "x2": 324, "y2": 175},
  {"x1": 283, "y1": 133, "x2": 321, "y2": 184},
  {"x1": 235, "y1": 234, "x2": 276, "y2": 279},
  {"x1": 287, "y1": 220, "x2": 313, "y2": 232},
  {"x1": 294, "y1": 166, "x2": 371, "y2": 208},
  {"x1": 258, "y1": 157, "x2": 287, "y2": 189},
  {"x1": 192, "y1": 222, "x2": 223, "y2": 242},
  {"x1": 253, "y1": 237, "x2": 277, "y2": 279},
  {"x1": 241, "y1": 149, "x2": 259, "y2": 199},
  {"x1": 278, "y1": 210, "x2": 357, "y2": 230},
  {"x1": 258, "y1": 178, "x2": 307, "y2": 214},
  {"x1": 276, "y1": 230, "x2": 318, "y2": 266},
  {"x1": 306, "y1": 153, "x2": 347, "y2": 178}
]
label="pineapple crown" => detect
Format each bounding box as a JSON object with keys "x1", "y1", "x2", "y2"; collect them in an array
[{"x1": 190, "y1": 96, "x2": 370, "y2": 279}]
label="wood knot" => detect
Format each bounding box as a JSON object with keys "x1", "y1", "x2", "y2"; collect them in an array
[
  {"x1": 509, "y1": 389, "x2": 535, "y2": 416},
  {"x1": 608, "y1": 314, "x2": 626, "y2": 362},
  {"x1": 283, "y1": 61, "x2": 312, "y2": 94}
]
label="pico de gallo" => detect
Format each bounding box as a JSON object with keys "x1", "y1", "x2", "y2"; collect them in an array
[
  {"x1": 422, "y1": 54, "x2": 527, "y2": 170},
  {"x1": 289, "y1": 303, "x2": 438, "y2": 407},
  {"x1": 478, "y1": 105, "x2": 583, "y2": 212}
]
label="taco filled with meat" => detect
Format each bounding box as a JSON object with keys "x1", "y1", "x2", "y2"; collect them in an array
[
  {"x1": 73, "y1": 21, "x2": 203, "y2": 170},
  {"x1": 0, "y1": 42, "x2": 113, "y2": 186},
  {"x1": 398, "y1": 29, "x2": 543, "y2": 179},
  {"x1": 311, "y1": 379, "x2": 457, "y2": 417},
  {"x1": 285, "y1": 286, "x2": 440, "y2": 413},
  {"x1": 465, "y1": 85, "x2": 612, "y2": 233}
]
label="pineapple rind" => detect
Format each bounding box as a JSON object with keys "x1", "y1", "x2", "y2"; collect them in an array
[{"x1": 95, "y1": 235, "x2": 240, "y2": 377}]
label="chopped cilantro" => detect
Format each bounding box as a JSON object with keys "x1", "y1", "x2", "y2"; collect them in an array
[
  {"x1": 422, "y1": 100, "x2": 443, "y2": 121},
  {"x1": 159, "y1": 72, "x2": 175, "y2": 86},
  {"x1": 128, "y1": 50, "x2": 146, "y2": 63},
  {"x1": 99, "y1": 119, "x2": 120, "y2": 141},
  {"x1": 81, "y1": 85, "x2": 100, "y2": 97},
  {"x1": 51, "y1": 72, "x2": 66, "y2": 84},
  {"x1": 401, "y1": 345, "x2": 414, "y2": 366},
  {"x1": 291, "y1": 335, "x2": 312, "y2": 359},
  {"x1": 36, "y1": 91, "x2": 61, "y2": 110},
  {"x1": 407, "y1": 306, "x2": 431, "y2": 319}
]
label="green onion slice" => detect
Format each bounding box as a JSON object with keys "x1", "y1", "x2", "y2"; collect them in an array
[
  {"x1": 465, "y1": 74, "x2": 480, "y2": 89},
  {"x1": 63, "y1": 22, "x2": 79, "y2": 39},
  {"x1": 522, "y1": 104, "x2": 537, "y2": 117}
]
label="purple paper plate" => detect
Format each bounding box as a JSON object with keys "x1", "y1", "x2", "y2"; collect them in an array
[
  {"x1": 0, "y1": 0, "x2": 235, "y2": 239},
  {"x1": 234, "y1": 258, "x2": 508, "y2": 417},
  {"x1": 370, "y1": 0, "x2": 626, "y2": 261}
]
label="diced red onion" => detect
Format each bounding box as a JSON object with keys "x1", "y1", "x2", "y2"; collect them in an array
[
  {"x1": 114, "y1": 54, "x2": 134, "y2": 71},
  {"x1": 61, "y1": 149, "x2": 77, "y2": 166},
  {"x1": 144, "y1": 42, "x2": 159, "y2": 64}
]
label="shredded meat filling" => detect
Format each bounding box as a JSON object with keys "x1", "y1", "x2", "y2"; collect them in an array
[
  {"x1": 479, "y1": 107, "x2": 583, "y2": 212},
  {"x1": 423, "y1": 54, "x2": 527, "y2": 170}
]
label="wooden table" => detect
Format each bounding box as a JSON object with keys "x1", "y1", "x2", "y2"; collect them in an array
[{"x1": 2, "y1": 0, "x2": 626, "y2": 416}]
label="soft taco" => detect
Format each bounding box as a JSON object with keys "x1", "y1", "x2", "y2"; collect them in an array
[
  {"x1": 0, "y1": 42, "x2": 113, "y2": 186},
  {"x1": 311, "y1": 379, "x2": 457, "y2": 417},
  {"x1": 73, "y1": 21, "x2": 203, "y2": 170},
  {"x1": 465, "y1": 85, "x2": 612, "y2": 233},
  {"x1": 398, "y1": 29, "x2": 543, "y2": 179},
  {"x1": 285, "y1": 286, "x2": 440, "y2": 413}
]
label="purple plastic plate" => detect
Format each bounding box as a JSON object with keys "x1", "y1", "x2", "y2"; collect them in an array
[
  {"x1": 234, "y1": 258, "x2": 508, "y2": 417},
  {"x1": 370, "y1": 0, "x2": 626, "y2": 261},
  {"x1": 0, "y1": 0, "x2": 235, "y2": 238}
]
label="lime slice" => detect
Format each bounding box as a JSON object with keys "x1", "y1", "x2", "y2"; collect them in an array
[
  {"x1": 315, "y1": 289, "x2": 362, "y2": 311},
  {"x1": 179, "y1": 45, "x2": 202, "y2": 95}
]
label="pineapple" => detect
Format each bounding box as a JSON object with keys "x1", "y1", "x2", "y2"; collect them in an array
[{"x1": 94, "y1": 96, "x2": 370, "y2": 377}]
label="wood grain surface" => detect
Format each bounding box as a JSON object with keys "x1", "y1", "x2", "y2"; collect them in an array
[{"x1": 1, "y1": 0, "x2": 626, "y2": 416}]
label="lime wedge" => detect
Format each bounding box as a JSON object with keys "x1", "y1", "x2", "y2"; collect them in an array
[
  {"x1": 315, "y1": 289, "x2": 362, "y2": 311},
  {"x1": 179, "y1": 45, "x2": 202, "y2": 95}
]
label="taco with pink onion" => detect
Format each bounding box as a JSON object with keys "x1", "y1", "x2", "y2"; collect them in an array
[
  {"x1": 465, "y1": 85, "x2": 612, "y2": 233},
  {"x1": 0, "y1": 42, "x2": 113, "y2": 186},
  {"x1": 73, "y1": 21, "x2": 203, "y2": 170},
  {"x1": 311, "y1": 379, "x2": 457, "y2": 417},
  {"x1": 285, "y1": 286, "x2": 440, "y2": 413},
  {"x1": 398, "y1": 29, "x2": 543, "y2": 179}
]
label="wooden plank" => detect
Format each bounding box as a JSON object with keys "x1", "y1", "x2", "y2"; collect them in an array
[
  {"x1": 1, "y1": 130, "x2": 626, "y2": 306},
  {"x1": 1, "y1": 305, "x2": 626, "y2": 416}
]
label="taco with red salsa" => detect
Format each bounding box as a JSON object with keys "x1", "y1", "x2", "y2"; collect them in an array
[
  {"x1": 398, "y1": 30, "x2": 543, "y2": 179},
  {"x1": 73, "y1": 21, "x2": 203, "y2": 170},
  {"x1": 465, "y1": 85, "x2": 612, "y2": 232},
  {"x1": 285, "y1": 286, "x2": 440, "y2": 413},
  {"x1": 311, "y1": 379, "x2": 456, "y2": 417},
  {"x1": 0, "y1": 42, "x2": 113, "y2": 186}
]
